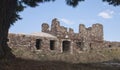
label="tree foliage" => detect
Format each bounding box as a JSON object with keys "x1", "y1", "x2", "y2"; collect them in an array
[
  {"x1": 65, "y1": 0, "x2": 84, "y2": 7},
  {"x1": 11, "y1": 0, "x2": 55, "y2": 25},
  {"x1": 13, "y1": 0, "x2": 84, "y2": 24},
  {"x1": 0, "y1": 0, "x2": 120, "y2": 58},
  {"x1": 103, "y1": 0, "x2": 120, "y2": 6},
  {"x1": 15, "y1": 0, "x2": 120, "y2": 25}
]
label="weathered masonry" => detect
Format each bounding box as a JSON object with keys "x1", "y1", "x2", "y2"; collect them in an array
[{"x1": 8, "y1": 18, "x2": 120, "y2": 53}]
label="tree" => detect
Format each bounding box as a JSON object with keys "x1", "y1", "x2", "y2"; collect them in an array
[
  {"x1": 0, "y1": 0, "x2": 120, "y2": 58},
  {"x1": 103, "y1": 0, "x2": 120, "y2": 6},
  {"x1": 66, "y1": 0, "x2": 120, "y2": 7},
  {"x1": 0, "y1": 0, "x2": 55, "y2": 58}
]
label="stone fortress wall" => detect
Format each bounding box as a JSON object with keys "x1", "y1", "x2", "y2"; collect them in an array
[
  {"x1": 8, "y1": 18, "x2": 120, "y2": 53},
  {"x1": 42, "y1": 18, "x2": 104, "y2": 51}
]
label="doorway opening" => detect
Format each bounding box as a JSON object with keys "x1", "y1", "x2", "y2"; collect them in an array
[
  {"x1": 108, "y1": 45, "x2": 112, "y2": 48},
  {"x1": 62, "y1": 41, "x2": 71, "y2": 52}
]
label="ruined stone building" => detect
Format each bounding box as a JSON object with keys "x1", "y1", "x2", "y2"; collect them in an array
[{"x1": 8, "y1": 18, "x2": 120, "y2": 53}]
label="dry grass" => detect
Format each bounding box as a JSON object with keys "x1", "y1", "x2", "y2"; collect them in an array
[
  {"x1": 11, "y1": 47, "x2": 120, "y2": 63},
  {"x1": 1, "y1": 47, "x2": 120, "y2": 70}
]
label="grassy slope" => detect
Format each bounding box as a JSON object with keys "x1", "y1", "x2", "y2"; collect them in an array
[{"x1": 1, "y1": 47, "x2": 120, "y2": 70}]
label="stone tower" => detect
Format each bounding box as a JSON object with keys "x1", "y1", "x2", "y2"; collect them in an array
[
  {"x1": 91, "y1": 24, "x2": 103, "y2": 41},
  {"x1": 51, "y1": 18, "x2": 60, "y2": 36}
]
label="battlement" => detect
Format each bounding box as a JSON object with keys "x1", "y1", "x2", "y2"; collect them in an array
[{"x1": 42, "y1": 18, "x2": 103, "y2": 41}]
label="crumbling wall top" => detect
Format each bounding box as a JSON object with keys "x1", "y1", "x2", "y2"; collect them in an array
[
  {"x1": 42, "y1": 23, "x2": 49, "y2": 32},
  {"x1": 41, "y1": 18, "x2": 104, "y2": 42}
]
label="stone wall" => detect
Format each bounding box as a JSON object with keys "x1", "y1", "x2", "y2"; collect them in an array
[
  {"x1": 8, "y1": 18, "x2": 120, "y2": 54},
  {"x1": 8, "y1": 33, "x2": 59, "y2": 52},
  {"x1": 91, "y1": 24, "x2": 103, "y2": 41},
  {"x1": 103, "y1": 41, "x2": 120, "y2": 48},
  {"x1": 41, "y1": 18, "x2": 104, "y2": 51}
]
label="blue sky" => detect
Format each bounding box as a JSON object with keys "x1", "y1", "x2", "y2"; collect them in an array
[{"x1": 10, "y1": 0, "x2": 120, "y2": 41}]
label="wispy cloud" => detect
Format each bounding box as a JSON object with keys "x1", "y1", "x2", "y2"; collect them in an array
[
  {"x1": 59, "y1": 18, "x2": 74, "y2": 25},
  {"x1": 98, "y1": 10, "x2": 114, "y2": 19}
]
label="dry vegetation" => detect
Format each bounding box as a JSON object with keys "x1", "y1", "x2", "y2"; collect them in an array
[
  {"x1": 1, "y1": 47, "x2": 120, "y2": 70},
  {"x1": 11, "y1": 47, "x2": 120, "y2": 63}
]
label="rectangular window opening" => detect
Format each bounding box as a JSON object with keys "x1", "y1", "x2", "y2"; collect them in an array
[
  {"x1": 35, "y1": 39, "x2": 42, "y2": 50},
  {"x1": 50, "y1": 40, "x2": 55, "y2": 50}
]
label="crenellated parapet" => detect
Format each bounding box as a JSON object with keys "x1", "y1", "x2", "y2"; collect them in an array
[
  {"x1": 42, "y1": 18, "x2": 103, "y2": 41},
  {"x1": 41, "y1": 18, "x2": 105, "y2": 51}
]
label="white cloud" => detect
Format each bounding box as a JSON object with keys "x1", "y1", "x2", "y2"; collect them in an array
[
  {"x1": 98, "y1": 10, "x2": 114, "y2": 19},
  {"x1": 59, "y1": 18, "x2": 74, "y2": 25}
]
